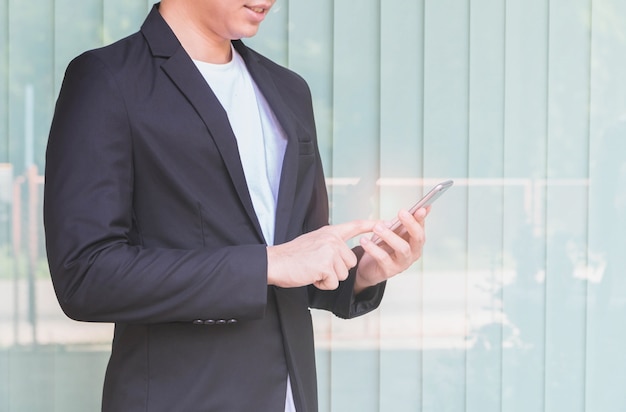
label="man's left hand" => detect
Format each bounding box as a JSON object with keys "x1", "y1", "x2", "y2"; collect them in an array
[{"x1": 354, "y1": 207, "x2": 429, "y2": 294}]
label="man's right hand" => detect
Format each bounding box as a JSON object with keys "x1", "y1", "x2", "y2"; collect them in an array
[{"x1": 266, "y1": 220, "x2": 377, "y2": 290}]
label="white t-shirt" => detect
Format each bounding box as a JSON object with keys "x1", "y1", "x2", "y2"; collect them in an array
[{"x1": 193, "y1": 47, "x2": 294, "y2": 412}]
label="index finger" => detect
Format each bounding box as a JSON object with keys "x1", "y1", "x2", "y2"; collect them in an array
[{"x1": 329, "y1": 220, "x2": 378, "y2": 241}]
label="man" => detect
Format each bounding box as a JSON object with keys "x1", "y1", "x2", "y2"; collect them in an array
[{"x1": 43, "y1": 1, "x2": 428, "y2": 411}]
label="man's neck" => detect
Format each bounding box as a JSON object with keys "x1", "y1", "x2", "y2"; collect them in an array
[{"x1": 158, "y1": 2, "x2": 232, "y2": 64}]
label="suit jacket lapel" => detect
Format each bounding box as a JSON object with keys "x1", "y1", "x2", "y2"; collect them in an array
[
  {"x1": 142, "y1": 6, "x2": 304, "y2": 246},
  {"x1": 235, "y1": 42, "x2": 300, "y2": 245},
  {"x1": 142, "y1": 7, "x2": 264, "y2": 242}
]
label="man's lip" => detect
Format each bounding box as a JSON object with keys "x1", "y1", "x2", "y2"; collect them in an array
[{"x1": 245, "y1": 4, "x2": 271, "y2": 14}]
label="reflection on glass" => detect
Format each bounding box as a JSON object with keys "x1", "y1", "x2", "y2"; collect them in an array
[{"x1": 1, "y1": 1, "x2": 625, "y2": 411}]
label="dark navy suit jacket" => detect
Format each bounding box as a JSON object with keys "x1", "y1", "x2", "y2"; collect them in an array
[{"x1": 44, "y1": 4, "x2": 385, "y2": 411}]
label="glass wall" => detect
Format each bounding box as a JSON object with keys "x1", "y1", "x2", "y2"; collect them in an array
[{"x1": 1, "y1": 0, "x2": 625, "y2": 411}]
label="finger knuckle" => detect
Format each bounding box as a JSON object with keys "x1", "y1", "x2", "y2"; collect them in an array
[{"x1": 397, "y1": 243, "x2": 411, "y2": 257}]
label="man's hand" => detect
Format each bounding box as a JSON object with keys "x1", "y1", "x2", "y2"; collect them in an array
[
  {"x1": 354, "y1": 207, "x2": 429, "y2": 294},
  {"x1": 267, "y1": 220, "x2": 377, "y2": 290}
]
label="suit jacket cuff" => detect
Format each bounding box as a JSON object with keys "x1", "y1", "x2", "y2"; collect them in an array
[{"x1": 332, "y1": 246, "x2": 386, "y2": 319}]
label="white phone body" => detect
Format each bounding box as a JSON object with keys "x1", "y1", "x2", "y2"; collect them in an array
[{"x1": 372, "y1": 179, "x2": 454, "y2": 244}]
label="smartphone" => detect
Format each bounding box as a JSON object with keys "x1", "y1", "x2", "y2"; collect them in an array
[{"x1": 372, "y1": 179, "x2": 454, "y2": 244}]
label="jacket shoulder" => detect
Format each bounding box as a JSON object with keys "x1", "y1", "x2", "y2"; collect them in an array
[{"x1": 72, "y1": 31, "x2": 147, "y2": 68}]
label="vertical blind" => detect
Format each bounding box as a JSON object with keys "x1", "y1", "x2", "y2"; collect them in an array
[{"x1": 1, "y1": 0, "x2": 625, "y2": 411}]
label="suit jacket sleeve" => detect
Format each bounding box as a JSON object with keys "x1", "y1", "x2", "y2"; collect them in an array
[{"x1": 44, "y1": 52, "x2": 268, "y2": 324}]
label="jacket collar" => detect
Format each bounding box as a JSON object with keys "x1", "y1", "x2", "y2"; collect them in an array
[{"x1": 140, "y1": 3, "x2": 180, "y2": 58}]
